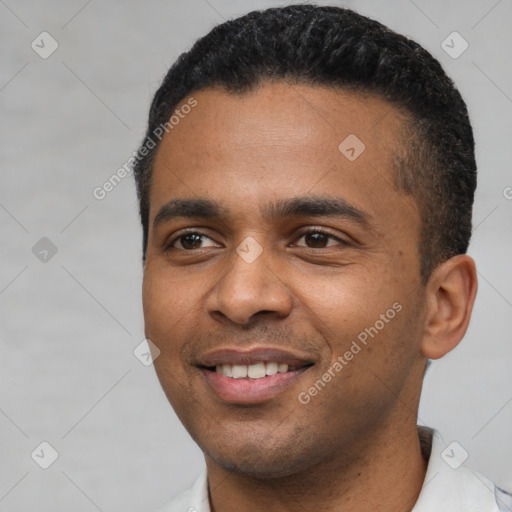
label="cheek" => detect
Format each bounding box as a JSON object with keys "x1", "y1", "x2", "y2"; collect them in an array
[
  {"x1": 142, "y1": 268, "x2": 201, "y2": 413},
  {"x1": 291, "y1": 265, "x2": 415, "y2": 391},
  {"x1": 291, "y1": 266, "x2": 390, "y2": 343},
  {"x1": 142, "y1": 266, "x2": 199, "y2": 353}
]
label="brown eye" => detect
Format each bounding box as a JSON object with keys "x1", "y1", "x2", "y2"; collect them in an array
[
  {"x1": 178, "y1": 233, "x2": 204, "y2": 249},
  {"x1": 295, "y1": 230, "x2": 347, "y2": 249},
  {"x1": 167, "y1": 232, "x2": 219, "y2": 250},
  {"x1": 305, "y1": 232, "x2": 329, "y2": 248}
]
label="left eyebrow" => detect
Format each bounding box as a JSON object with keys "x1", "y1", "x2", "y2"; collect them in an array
[
  {"x1": 152, "y1": 195, "x2": 372, "y2": 229},
  {"x1": 263, "y1": 196, "x2": 371, "y2": 228}
]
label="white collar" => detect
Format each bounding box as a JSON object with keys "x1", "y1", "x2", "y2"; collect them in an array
[
  {"x1": 156, "y1": 427, "x2": 503, "y2": 511},
  {"x1": 412, "y1": 427, "x2": 500, "y2": 511}
]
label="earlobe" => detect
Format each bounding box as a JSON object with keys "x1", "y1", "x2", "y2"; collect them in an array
[{"x1": 421, "y1": 255, "x2": 478, "y2": 360}]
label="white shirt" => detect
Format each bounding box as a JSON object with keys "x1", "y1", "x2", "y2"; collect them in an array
[{"x1": 155, "y1": 427, "x2": 512, "y2": 512}]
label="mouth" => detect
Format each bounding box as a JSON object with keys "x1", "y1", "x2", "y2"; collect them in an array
[
  {"x1": 196, "y1": 347, "x2": 315, "y2": 404},
  {"x1": 204, "y1": 361, "x2": 313, "y2": 379}
]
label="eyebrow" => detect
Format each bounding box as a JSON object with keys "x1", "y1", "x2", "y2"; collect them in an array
[{"x1": 153, "y1": 196, "x2": 371, "y2": 228}]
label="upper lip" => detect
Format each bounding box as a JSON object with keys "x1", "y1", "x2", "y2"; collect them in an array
[{"x1": 196, "y1": 347, "x2": 316, "y2": 368}]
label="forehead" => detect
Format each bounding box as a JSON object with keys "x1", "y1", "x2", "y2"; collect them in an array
[
  {"x1": 149, "y1": 82, "x2": 417, "y2": 233},
  {"x1": 155, "y1": 82, "x2": 404, "y2": 162}
]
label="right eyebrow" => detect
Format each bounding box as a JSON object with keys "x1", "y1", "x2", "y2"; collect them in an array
[{"x1": 153, "y1": 198, "x2": 226, "y2": 228}]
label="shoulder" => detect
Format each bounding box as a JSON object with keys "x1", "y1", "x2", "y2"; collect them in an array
[
  {"x1": 495, "y1": 485, "x2": 512, "y2": 511},
  {"x1": 414, "y1": 427, "x2": 511, "y2": 512},
  {"x1": 153, "y1": 468, "x2": 209, "y2": 512}
]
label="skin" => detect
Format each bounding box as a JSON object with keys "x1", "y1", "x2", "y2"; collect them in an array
[{"x1": 142, "y1": 82, "x2": 477, "y2": 512}]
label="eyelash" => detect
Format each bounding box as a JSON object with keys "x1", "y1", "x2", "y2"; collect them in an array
[{"x1": 165, "y1": 228, "x2": 349, "y2": 251}]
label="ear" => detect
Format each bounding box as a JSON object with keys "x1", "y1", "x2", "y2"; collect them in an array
[{"x1": 421, "y1": 254, "x2": 478, "y2": 360}]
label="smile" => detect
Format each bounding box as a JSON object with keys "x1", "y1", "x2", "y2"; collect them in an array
[
  {"x1": 196, "y1": 347, "x2": 315, "y2": 404},
  {"x1": 213, "y1": 361, "x2": 308, "y2": 379}
]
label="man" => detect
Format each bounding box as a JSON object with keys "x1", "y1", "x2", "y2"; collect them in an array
[{"x1": 133, "y1": 4, "x2": 511, "y2": 511}]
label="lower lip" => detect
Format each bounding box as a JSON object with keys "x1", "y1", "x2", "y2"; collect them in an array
[{"x1": 200, "y1": 367, "x2": 311, "y2": 404}]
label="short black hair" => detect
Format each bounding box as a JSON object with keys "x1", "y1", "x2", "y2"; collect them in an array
[{"x1": 133, "y1": 3, "x2": 476, "y2": 283}]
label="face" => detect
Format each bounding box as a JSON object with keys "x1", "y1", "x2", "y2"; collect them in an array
[{"x1": 142, "y1": 82, "x2": 428, "y2": 478}]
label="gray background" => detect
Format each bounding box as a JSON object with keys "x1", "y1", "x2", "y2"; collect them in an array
[{"x1": 0, "y1": 0, "x2": 511, "y2": 510}]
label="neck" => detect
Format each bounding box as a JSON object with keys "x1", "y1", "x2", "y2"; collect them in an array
[{"x1": 205, "y1": 418, "x2": 428, "y2": 512}]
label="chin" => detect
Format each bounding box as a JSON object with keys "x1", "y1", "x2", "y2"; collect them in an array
[
  {"x1": 203, "y1": 434, "x2": 323, "y2": 480},
  {"x1": 209, "y1": 451, "x2": 306, "y2": 479}
]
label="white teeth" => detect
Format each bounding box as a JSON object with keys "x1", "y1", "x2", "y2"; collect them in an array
[
  {"x1": 265, "y1": 362, "x2": 278, "y2": 376},
  {"x1": 214, "y1": 362, "x2": 295, "y2": 379},
  {"x1": 248, "y1": 362, "x2": 266, "y2": 379},
  {"x1": 231, "y1": 364, "x2": 248, "y2": 378}
]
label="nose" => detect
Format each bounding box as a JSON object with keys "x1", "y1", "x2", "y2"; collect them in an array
[{"x1": 206, "y1": 245, "x2": 293, "y2": 326}]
